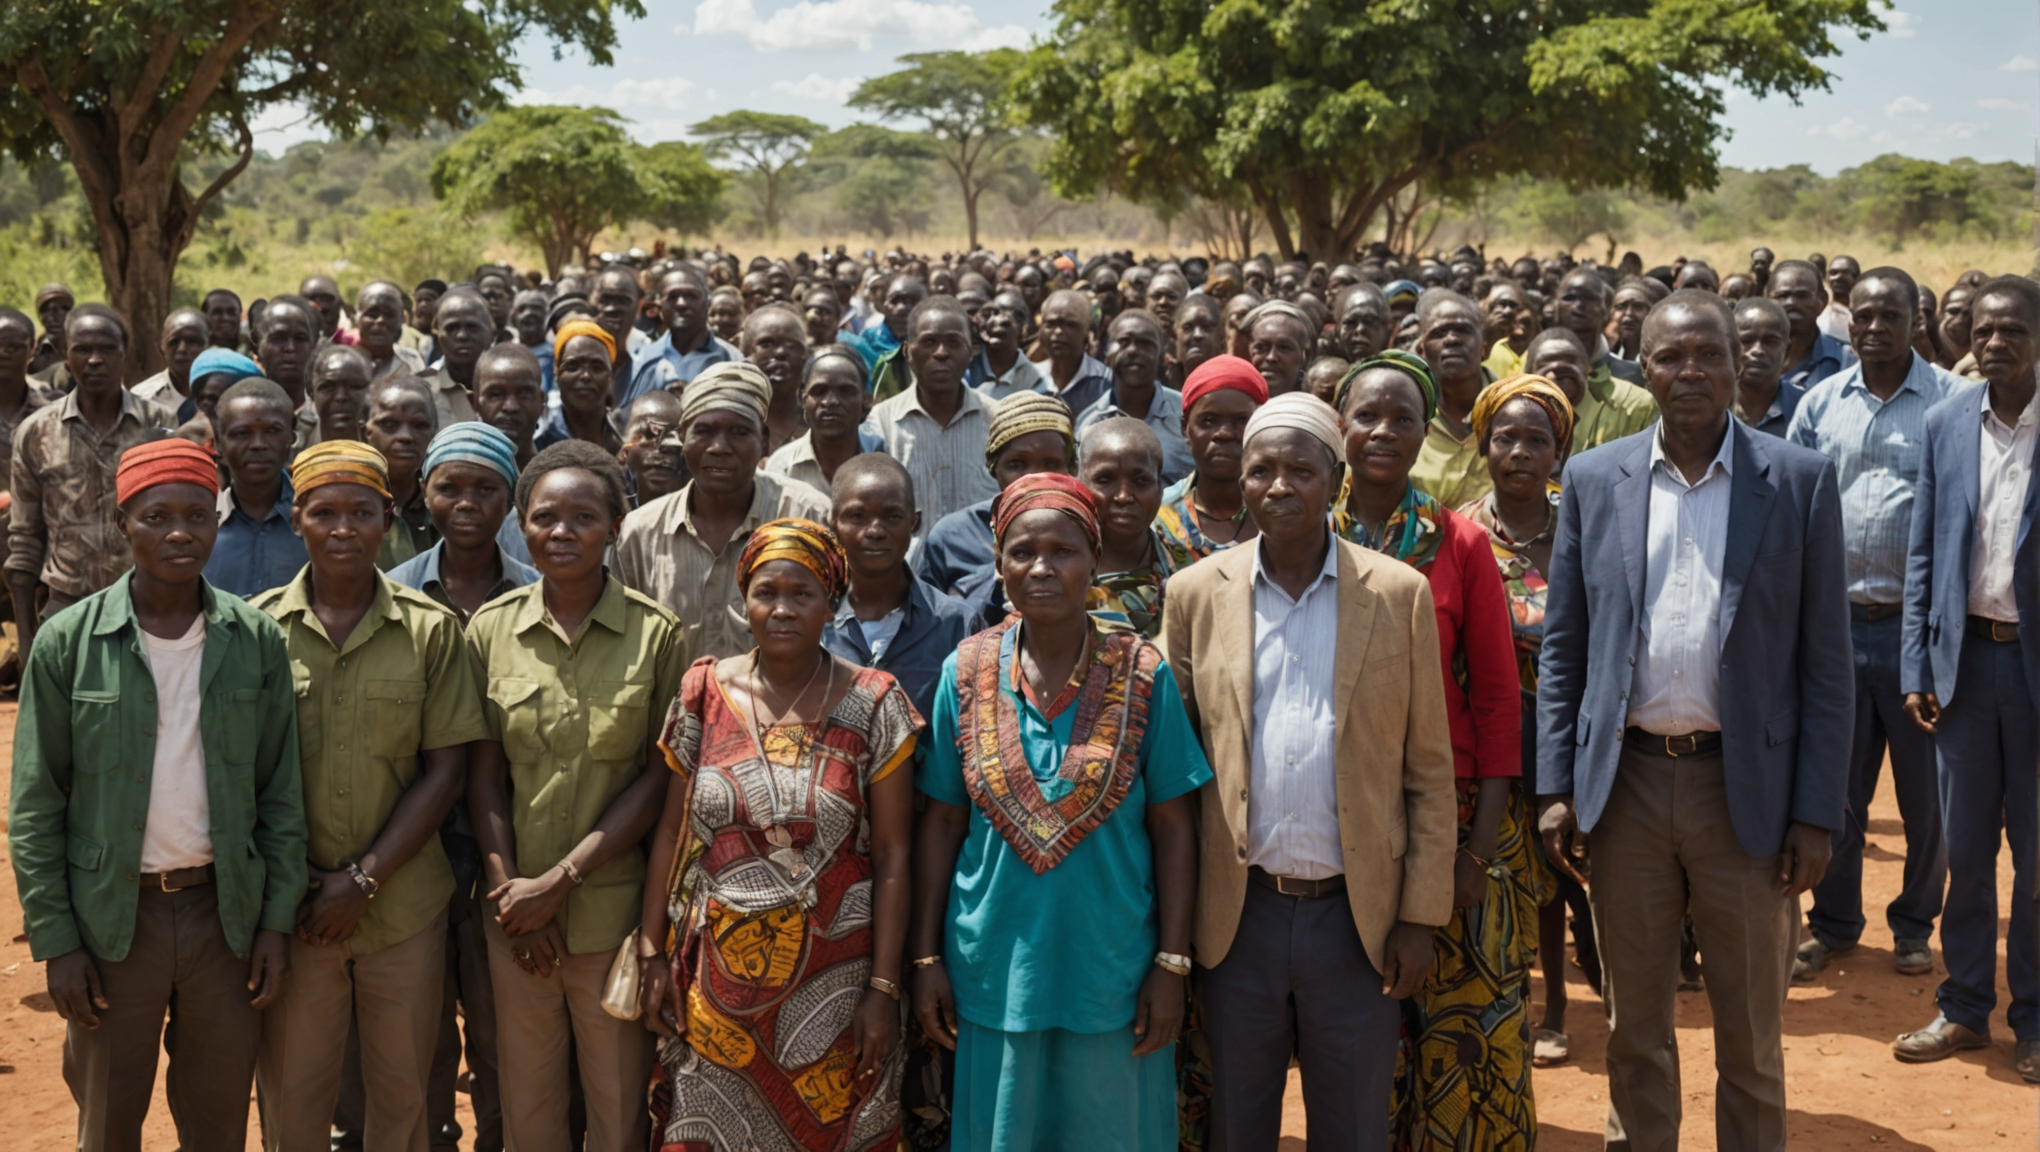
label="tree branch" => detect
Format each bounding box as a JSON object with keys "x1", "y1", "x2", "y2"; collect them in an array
[
  {"x1": 117, "y1": 32, "x2": 187, "y2": 144},
  {"x1": 187, "y1": 109, "x2": 254, "y2": 222},
  {"x1": 143, "y1": 5, "x2": 281, "y2": 181}
]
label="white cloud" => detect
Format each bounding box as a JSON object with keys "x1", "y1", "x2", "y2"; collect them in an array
[
  {"x1": 772, "y1": 73, "x2": 864, "y2": 103},
  {"x1": 1882, "y1": 8, "x2": 1917, "y2": 38},
  {"x1": 1807, "y1": 117, "x2": 1868, "y2": 140},
  {"x1": 1977, "y1": 96, "x2": 2032, "y2": 112},
  {"x1": 515, "y1": 77, "x2": 695, "y2": 113},
  {"x1": 2002, "y1": 54, "x2": 2039, "y2": 72},
  {"x1": 691, "y1": 0, "x2": 1024, "y2": 52},
  {"x1": 1941, "y1": 121, "x2": 1982, "y2": 140},
  {"x1": 249, "y1": 102, "x2": 324, "y2": 153},
  {"x1": 1872, "y1": 130, "x2": 1899, "y2": 145},
  {"x1": 1884, "y1": 95, "x2": 1930, "y2": 117}
]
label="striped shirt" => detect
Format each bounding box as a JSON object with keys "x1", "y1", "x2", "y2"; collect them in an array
[
  {"x1": 866, "y1": 383, "x2": 1001, "y2": 544},
  {"x1": 1247, "y1": 534, "x2": 1343, "y2": 881},
  {"x1": 1075, "y1": 384, "x2": 1194, "y2": 486},
  {"x1": 1786, "y1": 352, "x2": 1953, "y2": 605}
]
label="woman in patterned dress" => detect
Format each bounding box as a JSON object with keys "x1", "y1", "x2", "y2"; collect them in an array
[
  {"x1": 1152, "y1": 355, "x2": 1267, "y2": 571},
  {"x1": 638, "y1": 518, "x2": 924, "y2": 1152}
]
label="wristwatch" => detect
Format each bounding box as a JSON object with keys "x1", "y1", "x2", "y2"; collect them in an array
[
  {"x1": 345, "y1": 861, "x2": 379, "y2": 898},
  {"x1": 1153, "y1": 951, "x2": 1192, "y2": 976}
]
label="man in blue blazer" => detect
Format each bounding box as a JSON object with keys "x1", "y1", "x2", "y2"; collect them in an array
[
  {"x1": 1896, "y1": 274, "x2": 2040, "y2": 1080},
  {"x1": 1537, "y1": 290, "x2": 1854, "y2": 1151}
]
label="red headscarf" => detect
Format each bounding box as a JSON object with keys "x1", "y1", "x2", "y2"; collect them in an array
[
  {"x1": 1181, "y1": 354, "x2": 1269, "y2": 415},
  {"x1": 116, "y1": 438, "x2": 220, "y2": 505},
  {"x1": 992, "y1": 472, "x2": 1100, "y2": 553}
]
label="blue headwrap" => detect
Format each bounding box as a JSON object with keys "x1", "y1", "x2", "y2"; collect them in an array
[
  {"x1": 1382, "y1": 279, "x2": 1421, "y2": 303},
  {"x1": 189, "y1": 347, "x2": 263, "y2": 385},
  {"x1": 424, "y1": 421, "x2": 520, "y2": 489}
]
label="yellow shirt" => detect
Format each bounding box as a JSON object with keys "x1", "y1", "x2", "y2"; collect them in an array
[
  {"x1": 250, "y1": 572, "x2": 488, "y2": 953},
  {"x1": 466, "y1": 576, "x2": 687, "y2": 954},
  {"x1": 1569, "y1": 364, "x2": 1660, "y2": 460},
  {"x1": 1410, "y1": 417, "x2": 1493, "y2": 511},
  {"x1": 1484, "y1": 341, "x2": 1525, "y2": 379}
]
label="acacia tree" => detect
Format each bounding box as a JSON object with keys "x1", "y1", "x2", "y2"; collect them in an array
[
  {"x1": 690, "y1": 111, "x2": 824, "y2": 238},
  {"x1": 0, "y1": 0, "x2": 636, "y2": 378},
  {"x1": 1013, "y1": 0, "x2": 1883, "y2": 262},
  {"x1": 639, "y1": 140, "x2": 728, "y2": 241},
  {"x1": 850, "y1": 50, "x2": 1026, "y2": 251}
]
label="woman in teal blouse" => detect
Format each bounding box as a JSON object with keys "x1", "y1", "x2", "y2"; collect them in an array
[{"x1": 910, "y1": 472, "x2": 1210, "y2": 1152}]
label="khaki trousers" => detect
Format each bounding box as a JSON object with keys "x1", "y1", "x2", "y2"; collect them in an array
[
  {"x1": 484, "y1": 919, "x2": 652, "y2": 1152},
  {"x1": 63, "y1": 884, "x2": 262, "y2": 1152},
  {"x1": 257, "y1": 908, "x2": 447, "y2": 1152},
  {"x1": 1588, "y1": 744, "x2": 1797, "y2": 1152}
]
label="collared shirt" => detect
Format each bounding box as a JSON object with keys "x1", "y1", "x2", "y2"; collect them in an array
[
  {"x1": 467, "y1": 577, "x2": 687, "y2": 955},
  {"x1": 760, "y1": 428, "x2": 889, "y2": 494},
  {"x1": 386, "y1": 538, "x2": 540, "y2": 625},
  {"x1": 869, "y1": 346, "x2": 914, "y2": 403},
  {"x1": 822, "y1": 574, "x2": 975, "y2": 721},
  {"x1": 1781, "y1": 330, "x2": 1858, "y2": 394},
  {"x1": 1817, "y1": 301, "x2": 1853, "y2": 344},
  {"x1": 1030, "y1": 351, "x2": 1114, "y2": 417},
  {"x1": 370, "y1": 344, "x2": 427, "y2": 386},
  {"x1": 841, "y1": 321, "x2": 900, "y2": 373},
  {"x1": 916, "y1": 496, "x2": 997, "y2": 595},
  {"x1": 1247, "y1": 534, "x2": 1344, "y2": 880},
  {"x1": 1076, "y1": 385, "x2": 1194, "y2": 486},
  {"x1": 968, "y1": 349, "x2": 1050, "y2": 402},
  {"x1": 250, "y1": 572, "x2": 488, "y2": 953},
  {"x1": 623, "y1": 327, "x2": 739, "y2": 409},
  {"x1": 612, "y1": 471, "x2": 832, "y2": 660},
  {"x1": 1411, "y1": 418, "x2": 1492, "y2": 510},
  {"x1": 1969, "y1": 384, "x2": 2037, "y2": 622},
  {"x1": 1734, "y1": 379, "x2": 1805, "y2": 438},
  {"x1": 0, "y1": 381, "x2": 53, "y2": 504},
  {"x1": 1568, "y1": 364, "x2": 1660, "y2": 461},
  {"x1": 1628, "y1": 423, "x2": 1735, "y2": 735},
  {"x1": 421, "y1": 365, "x2": 482, "y2": 431},
  {"x1": 1484, "y1": 341, "x2": 1525, "y2": 380},
  {"x1": 6, "y1": 387, "x2": 179, "y2": 598},
  {"x1": 866, "y1": 384, "x2": 1002, "y2": 543},
  {"x1": 132, "y1": 370, "x2": 193, "y2": 419},
  {"x1": 533, "y1": 406, "x2": 624, "y2": 455},
  {"x1": 375, "y1": 487, "x2": 438, "y2": 572},
  {"x1": 1787, "y1": 352, "x2": 1951, "y2": 604},
  {"x1": 204, "y1": 482, "x2": 309, "y2": 599},
  {"x1": 1599, "y1": 346, "x2": 1645, "y2": 387}
]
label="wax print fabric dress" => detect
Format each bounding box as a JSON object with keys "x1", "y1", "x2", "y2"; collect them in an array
[
  {"x1": 919, "y1": 618, "x2": 1211, "y2": 1152},
  {"x1": 1152, "y1": 475, "x2": 1250, "y2": 572},
  {"x1": 652, "y1": 658, "x2": 924, "y2": 1152}
]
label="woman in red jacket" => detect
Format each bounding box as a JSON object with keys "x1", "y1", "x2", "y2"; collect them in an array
[{"x1": 1332, "y1": 350, "x2": 1553, "y2": 1151}]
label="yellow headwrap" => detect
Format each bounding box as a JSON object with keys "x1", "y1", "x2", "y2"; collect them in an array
[
  {"x1": 738, "y1": 518, "x2": 850, "y2": 606},
  {"x1": 552, "y1": 318, "x2": 616, "y2": 365},
  {"x1": 1470, "y1": 373, "x2": 1577, "y2": 462},
  {"x1": 290, "y1": 439, "x2": 392, "y2": 501},
  {"x1": 983, "y1": 391, "x2": 1075, "y2": 470}
]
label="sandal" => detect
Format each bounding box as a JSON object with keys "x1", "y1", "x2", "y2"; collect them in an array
[{"x1": 1532, "y1": 1028, "x2": 1569, "y2": 1067}]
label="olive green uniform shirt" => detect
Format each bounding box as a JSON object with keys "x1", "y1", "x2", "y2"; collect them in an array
[
  {"x1": 465, "y1": 577, "x2": 686, "y2": 955},
  {"x1": 250, "y1": 572, "x2": 488, "y2": 954},
  {"x1": 1569, "y1": 364, "x2": 1659, "y2": 460},
  {"x1": 1410, "y1": 418, "x2": 1492, "y2": 510}
]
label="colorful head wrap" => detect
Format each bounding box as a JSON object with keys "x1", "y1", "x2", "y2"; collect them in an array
[
  {"x1": 1335, "y1": 350, "x2": 1439, "y2": 423},
  {"x1": 992, "y1": 472, "x2": 1100, "y2": 553},
  {"x1": 290, "y1": 439, "x2": 392, "y2": 501},
  {"x1": 425, "y1": 421, "x2": 521, "y2": 488},
  {"x1": 1243, "y1": 391, "x2": 1345, "y2": 464},
  {"x1": 1470, "y1": 373, "x2": 1577, "y2": 462},
  {"x1": 984, "y1": 392, "x2": 1075, "y2": 470},
  {"x1": 552, "y1": 318, "x2": 615, "y2": 365},
  {"x1": 189, "y1": 347, "x2": 264, "y2": 387},
  {"x1": 737, "y1": 518, "x2": 850, "y2": 606},
  {"x1": 679, "y1": 361, "x2": 771, "y2": 430},
  {"x1": 1181, "y1": 354, "x2": 1270, "y2": 414},
  {"x1": 1383, "y1": 279, "x2": 1421, "y2": 303},
  {"x1": 116, "y1": 438, "x2": 220, "y2": 505}
]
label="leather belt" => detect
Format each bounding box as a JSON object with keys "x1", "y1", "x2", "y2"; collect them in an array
[
  {"x1": 1854, "y1": 601, "x2": 1902, "y2": 623},
  {"x1": 140, "y1": 864, "x2": 214, "y2": 892},
  {"x1": 1968, "y1": 615, "x2": 2020, "y2": 643},
  {"x1": 1248, "y1": 865, "x2": 1345, "y2": 899},
  {"x1": 1623, "y1": 728, "x2": 1722, "y2": 758}
]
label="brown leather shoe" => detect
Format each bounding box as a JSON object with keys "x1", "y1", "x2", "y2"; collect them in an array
[
  {"x1": 2016, "y1": 1040, "x2": 2040, "y2": 1084},
  {"x1": 1893, "y1": 1012, "x2": 1991, "y2": 1063}
]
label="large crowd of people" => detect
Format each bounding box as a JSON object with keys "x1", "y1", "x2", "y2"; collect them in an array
[{"x1": 4, "y1": 238, "x2": 2034, "y2": 1152}]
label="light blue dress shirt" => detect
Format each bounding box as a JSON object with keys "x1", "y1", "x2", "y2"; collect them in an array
[
  {"x1": 1076, "y1": 384, "x2": 1195, "y2": 486},
  {"x1": 1247, "y1": 534, "x2": 1343, "y2": 880},
  {"x1": 1628, "y1": 423, "x2": 1734, "y2": 735}
]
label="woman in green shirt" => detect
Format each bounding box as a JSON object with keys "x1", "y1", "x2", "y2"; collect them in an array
[{"x1": 467, "y1": 440, "x2": 687, "y2": 1152}]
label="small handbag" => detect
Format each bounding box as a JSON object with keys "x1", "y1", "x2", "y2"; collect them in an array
[{"x1": 600, "y1": 928, "x2": 643, "y2": 1020}]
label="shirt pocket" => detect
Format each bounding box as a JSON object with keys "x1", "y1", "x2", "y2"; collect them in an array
[
  {"x1": 71, "y1": 689, "x2": 121, "y2": 774},
  {"x1": 366, "y1": 679, "x2": 429, "y2": 760},
  {"x1": 488, "y1": 677, "x2": 546, "y2": 762},
  {"x1": 290, "y1": 661, "x2": 320, "y2": 756},
  {"x1": 222, "y1": 687, "x2": 265, "y2": 764},
  {"x1": 587, "y1": 680, "x2": 651, "y2": 762}
]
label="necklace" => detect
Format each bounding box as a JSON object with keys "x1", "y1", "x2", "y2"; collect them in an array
[
  {"x1": 744, "y1": 649, "x2": 835, "y2": 843},
  {"x1": 748, "y1": 648, "x2": 830, "y2": 730}
]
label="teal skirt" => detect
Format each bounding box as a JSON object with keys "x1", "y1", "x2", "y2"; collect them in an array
[{"x1": 952, "y1": 1019, "x2": 1177, "y2": 1152}]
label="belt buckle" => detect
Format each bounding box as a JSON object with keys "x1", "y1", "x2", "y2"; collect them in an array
[
  {"x1": 158, "y1": 872, "x2": 185, "y2": 893},
  {"x1": 1275, "y1": 875, "x2": 1311, "y2": 897},
  {"x1": 1663, "y1": 733, "x2": 1700, "y2": 758},
  {"x1": 1993, "y1": 620, "x2": 2019, "y2": 643}
]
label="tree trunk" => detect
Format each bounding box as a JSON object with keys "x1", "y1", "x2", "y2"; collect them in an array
[
  {"x1": 963, "y1": 184, "x2": 981, "y2": 253},
  {"x1": 763, "y1": 168, "x2": 782, "y2": 238}
]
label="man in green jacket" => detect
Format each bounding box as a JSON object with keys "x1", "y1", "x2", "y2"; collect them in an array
[{"x1": 8, "y1": 436, "x2": 305, "y2": 1152}]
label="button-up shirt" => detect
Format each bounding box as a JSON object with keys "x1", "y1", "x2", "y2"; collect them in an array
[
  {"x1": 1628, "y1": 423, "x2": 1734, "y2": 735},
  {"x1": 204, "y1": 482, "x2": 309, "y2": 599},
  {"x1": 1411, "y1": 418, "x2": 1491, "y2": 510},
  {"x1": 6, "y1": 388, "x2": 179, "y2": 598},
  {"x1": 1030, "y1": 352, "x2": 1114, "y2": 417},
  {"x1": 467, "y1": 577, "x2": 686, "y2": 954},
  {"x1": 1247, "y1": 534, "x2": 1343, "y2": 880},
  {"x1": 1969, "y1": 384, "x2": 2037, "y2": 622},
  {"x1": 822, "y1": 574, "x2": 974, "y2": 720},
  {"x1": 1735, "y1": 378, "x2": 1806, "y2": 438},
  {"x1": 916, "y1": 497, "x2": 996, "y2": 595},
  {"x1": 1569, "y1": 364, "x2": 1659, "y2": 461},
  {"x1": 968, "y1": 349, "x2": 1049, "y2": 402},
  {"x1": 250, "y1": 572, "x2": 487, "y2": 953},
  {"x1": 866, "y1": 384, "x2": 1002, "y2": 544},
  {"x1": 0, "y1": 381, "x2": 53, "y2": 563},
  {"x1": 1787, "y1": 352, "x2": 1951, "y2": 605},
  {"x1": 612, "y1": 470, "x2": 832, "y2": 660},
  {"x1": 375, "y1": 487, "x2": 438, "y2": 573},
  {"x1": 623, "y1": 328, "x2": 739, "y2": 409},
  {"x1": 420, "y1": 366, "x2": 482, "y2": 432},
  {"x1": 132, "y1": 371, "x2": 197, "y2": 424},
  {"x1": 386, "y1": 538, "x2": 540, "y2": 625},
  {"x1": 760, "y1": 428, "x2": 889, "y2": 494},
  {"x1": 1781, "y1": 330, "x2": 1858, "y2": 394},
  {"x1": 1076, "y1": 385, "x2": 1194, "y2": 486}
]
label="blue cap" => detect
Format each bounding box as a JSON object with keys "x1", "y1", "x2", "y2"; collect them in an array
[
  {"x1": 424, "y1": 421, "x2": 520, "y2": 489},
  {"x1": 1383, "y1": 279, "x2": 1422, "y2": 302},
  {"x1": 189, "y1": 347, "x2": 263, "y2": 385}
]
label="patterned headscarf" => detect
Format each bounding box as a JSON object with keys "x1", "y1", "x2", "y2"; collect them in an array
[
  {"x1": 1180, "y1": 354, "x2": 1269, "y2": 413},
  {"x1": 116, "y1": 439, "x2": 219, "y2": 505},
  {"x1": 1242, "y1": 391, "x2": 1344, "y2": 462},
  {"x1": 738, "y1": 518, "x2": 850, "y2": 606},
  {"x1": 1470, "y1": 373, "x2": 1577, "y2": 462},
  {"x1": 1336, "y1": 349, "x2": 1439, "y2": 423},
  {"x1": 290, "y1": 439, "x2": 392, "y2": 501},
  {"x1": 552, "y1": 318, "x2": 615, "y2": 365},
  {"x1": 426, "y1": 421, "x2": 521, "y2": 488},
  {"x1": 983, "y1": 392, "x2": 1075, "y2": 471},
  {"x1": 679, "y1": 361, "x2": 771, "y2": 430},
  {"x1": 992, "y1": 472, "x2": 1100, "y2": 553}
]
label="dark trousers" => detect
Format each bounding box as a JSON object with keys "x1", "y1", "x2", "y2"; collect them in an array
[
  {"x1": 1933, "y1": 633, "x2": 2038, "y2": 1040},
  {"x1": 64, "y1": 884, "x2": 261, "y2": 1152},
  {"x1": 1199, "y1": 880, "x2": 1399, "y2": 1152},
  {"x1": 1808, "y1": 610, "x2": 1946, "y2": 947}
]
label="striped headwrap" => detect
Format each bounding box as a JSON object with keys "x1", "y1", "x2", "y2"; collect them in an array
[
  {"x1": 115, "y1": 439, "x2": 220, "y2": 505},
  {"x1": 983, "y1": 391, "x2": 1075, "y2": 470},
  {"x1": 425, "y1": 421, "x2": 521, "y2": 488},
  {"x1": 552, "y1": 318, "x2": 615, "y2": 365},
  {"x1": 1470, "y1": 373, "x2": 1577, "y2": 462},
  {"x1": 290, "y1": 439, "x2": 392, "y2": 501},
  {"x1": 992, "y1": 472, "x2": 1099, "y2": 553},
  {"x1": 738, "y1": 518, "x2": 850, "y2": 606},
  {"x1": 1335, "y1": 349, "x2": 1439, "y2": 423},
  {"x1": 679, "y1": 361, "x2": 771, "y2": 429}
]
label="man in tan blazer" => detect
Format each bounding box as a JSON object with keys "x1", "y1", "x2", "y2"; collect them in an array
[{"x1": 1164, "y1": 391, "x2": 1458, "y2": 1152}]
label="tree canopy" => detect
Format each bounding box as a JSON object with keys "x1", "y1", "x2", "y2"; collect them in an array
[
  {"x1": 1012, "y1": 0, "x2": 1885, "y2": 262},
  {"x1": 690, "y1": 110, "x2": 826, "y2": 238},
  {"x1": 851, "y1": 50, "x2": 1027, "y2": 251}
]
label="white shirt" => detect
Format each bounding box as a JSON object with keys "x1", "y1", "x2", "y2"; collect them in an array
[
  {"x1": 1627, "y1": 423, "x2": 1734, "y2": 735},
  {"x1": 1246, "y1": 535, "x2": 1343, "y2": 880},
  {"x1": 854, "y1": 605, "x2": 906, "y2": 663},
  {"x1": 1968, "y1": 385, "x2": 2037, "y2": 622},
  {"x1": 865, "y1": 384, "x2": 1001, "y2": 545},
  {"x1": 138, "y1": 615, "x2": 214, "y2": 872},
  {"x1": 1818, "y1": 301, "x2": 1853, "y2": 344}
]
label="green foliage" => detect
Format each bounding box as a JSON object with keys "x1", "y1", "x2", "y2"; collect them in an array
[
  {"x1": 638, "y1": 141, "x2": 728, "y2": 239},
  {"x1": 1855, "y1": 155, "x2": 1991, "y2": 246},
  {"x1": 835, "y1": 159, "x2": 935, "y2": 239},
  {"x1": 850, "y1": 50, "x2": 1028, "y2": 249},
  {"x1": 1508, "y1": 181, "x2": 1631, "y2": 255},
  {"x1": 690, "y1": 111, "x2": 827, "y2": 236},
  {"x1": 341, "y1": 207, "x2": 487, "y2": 294},
  {"x1": 431, "y1": 105, "x2": 652, "y2": 276},
  {"x1": 1013, "y1": 0, "x2": 1885, "y2": 261}
]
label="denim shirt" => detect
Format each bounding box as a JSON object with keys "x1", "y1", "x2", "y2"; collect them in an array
[
  {"x1": 821, "y1": 574, "x2": 975, "y2": 721},
  {"x1": 202, "y1": 482, "x2": 309, "y2": 600}
]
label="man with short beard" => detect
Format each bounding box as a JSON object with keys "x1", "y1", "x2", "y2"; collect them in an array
[
  {"x1": 968, "y1": 289, "x2": 1048, "y2": 400},
  {"x1": 624, "y1": 264, "x2": 737, "y2": 407},
  {"x1": 133, "y1": 309, "x2": 209, "y2": 421},
  {"x1": 356, "y1": 281, "x2": 427, "y2": 384},
  {"x1": 422, "y1": 288, "x2": 492, "y2": 429}
]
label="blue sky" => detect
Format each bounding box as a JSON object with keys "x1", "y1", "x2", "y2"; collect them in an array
[{"x1": 252, "y1": 0, "x2": 2037, "y2": 176}]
